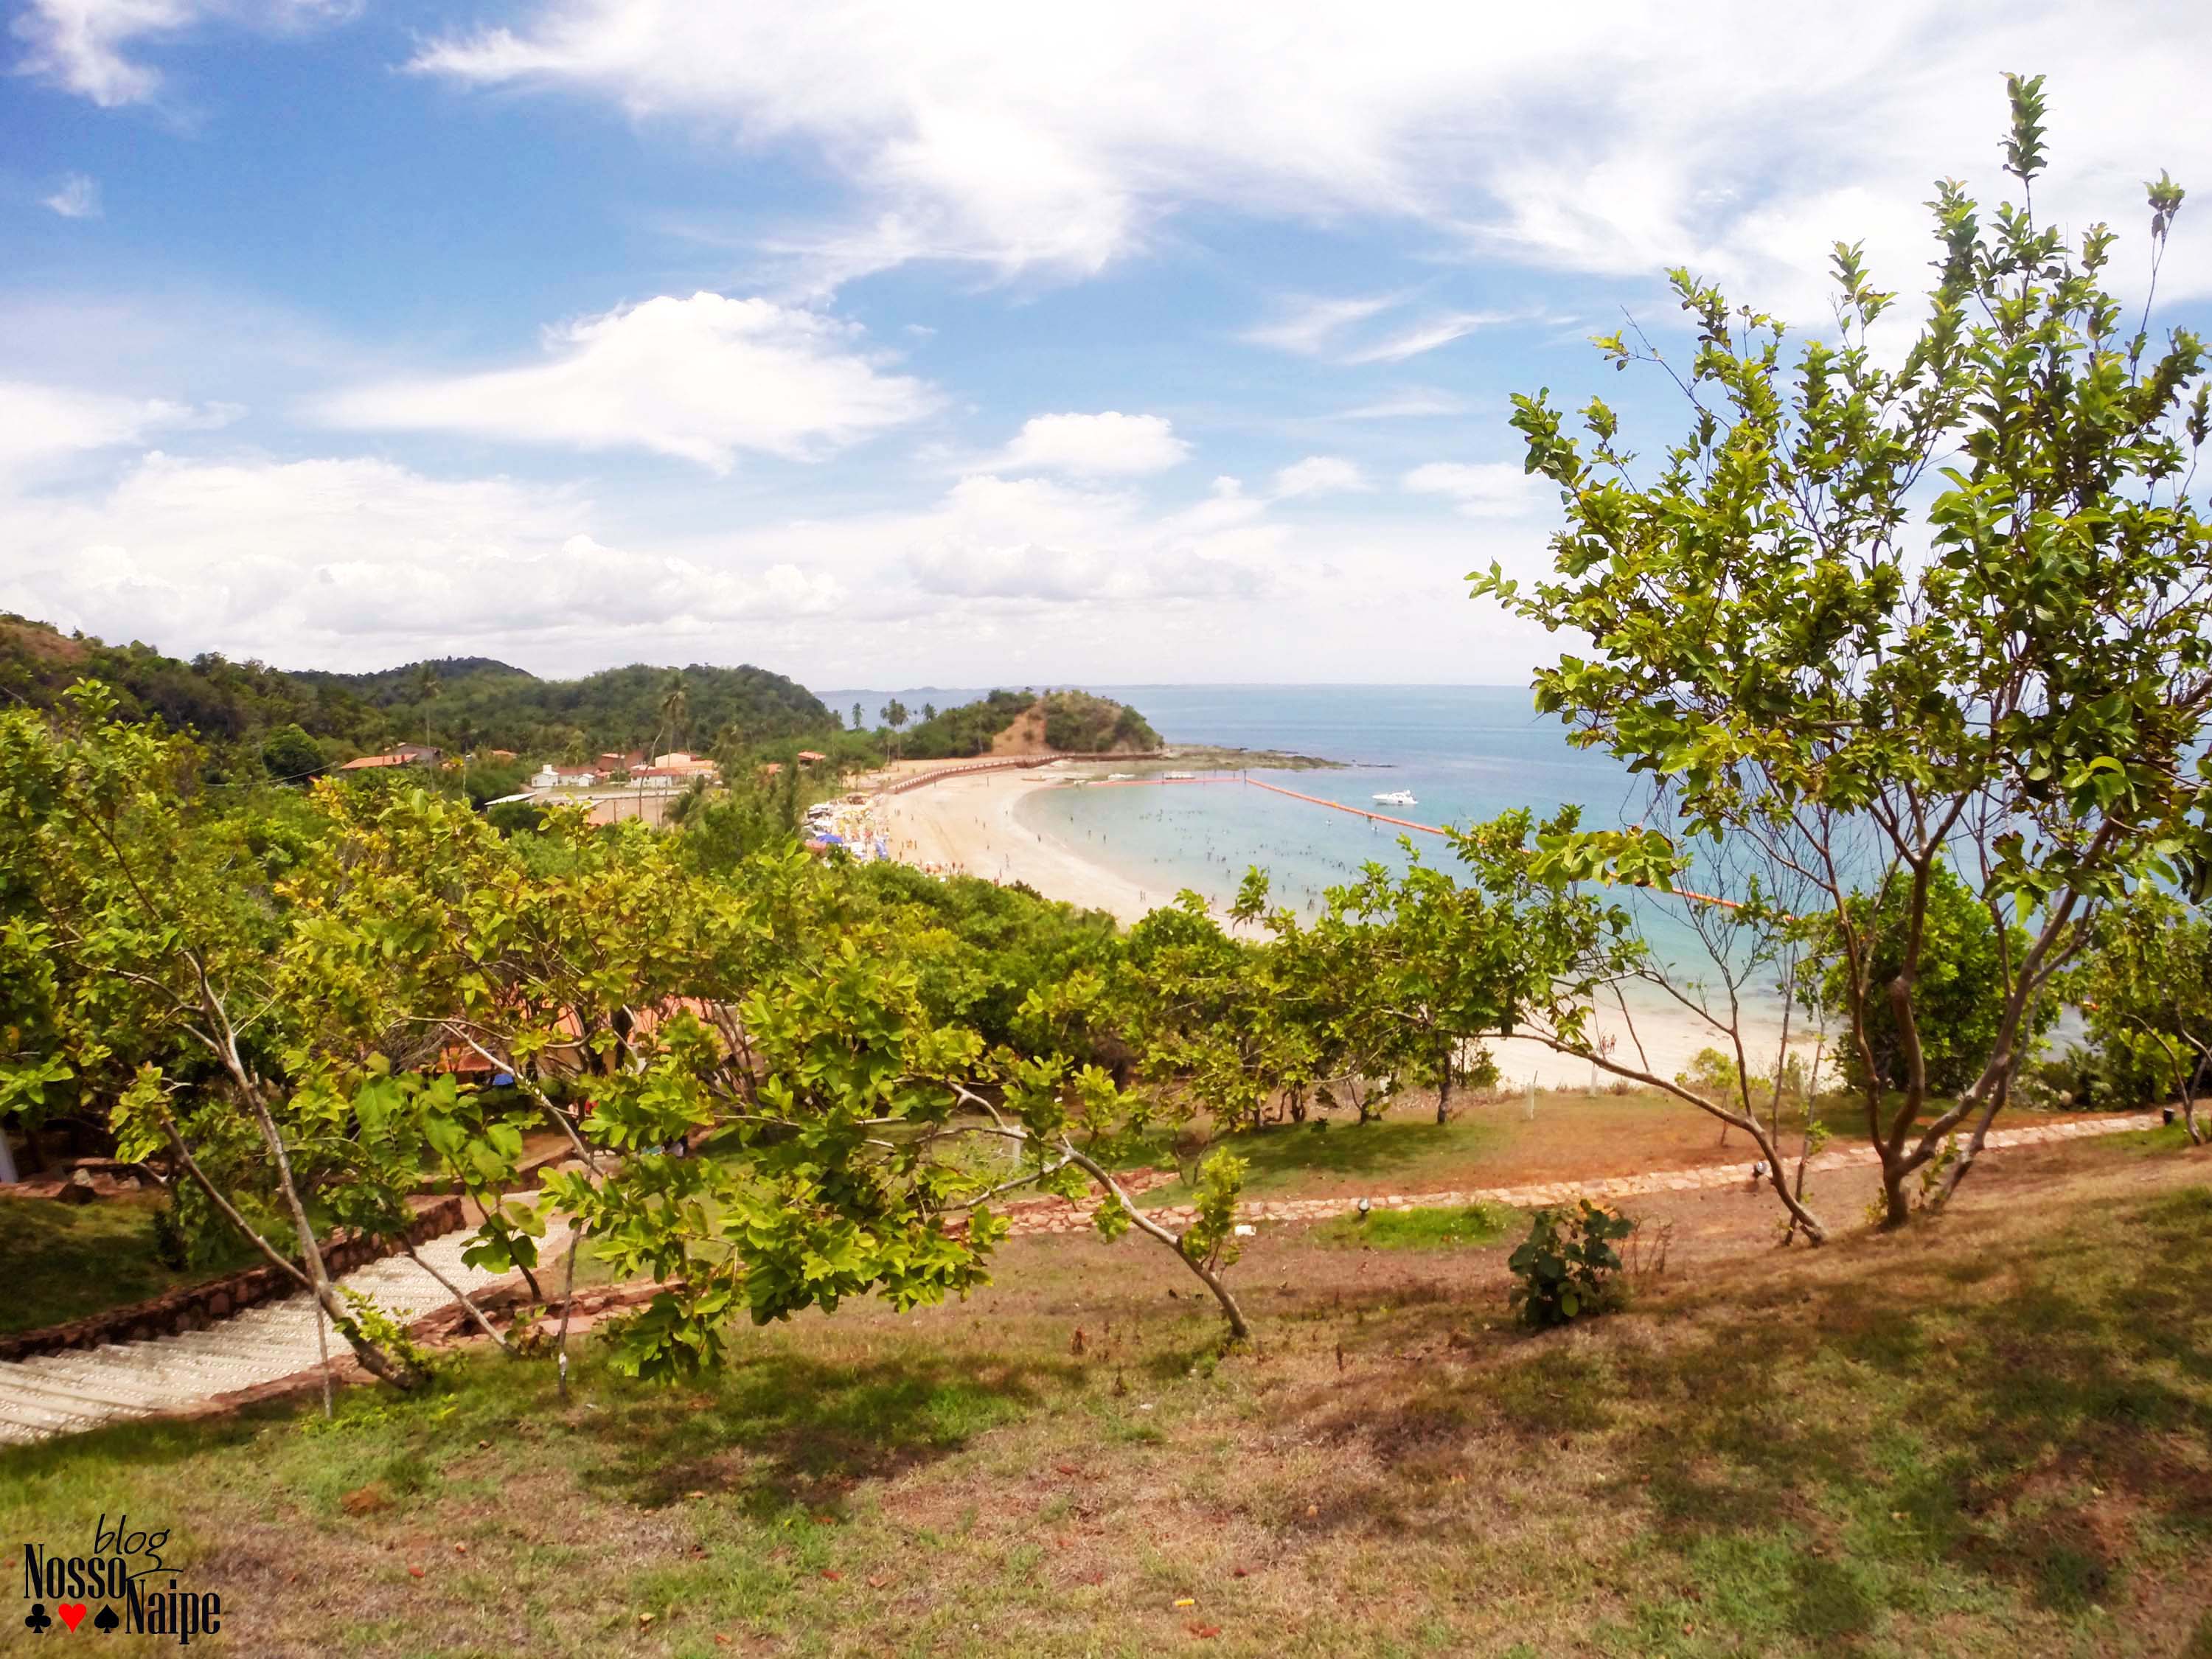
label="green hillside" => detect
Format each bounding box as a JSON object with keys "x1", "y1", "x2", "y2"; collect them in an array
[
  {"x1": 292, "y1": 658, "x2": 835, "y2": 757},
  {"x1": 0, "y1": 615, "x2": 835, "y2": 770}
]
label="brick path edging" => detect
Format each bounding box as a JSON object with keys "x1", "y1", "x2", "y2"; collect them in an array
[
  {"x1": 998, "y1": 1111, "x2": 2161, "y2": 1237},
  {"x1": 0, "y1": 1195, "x2": 467, "y2": 1363}
]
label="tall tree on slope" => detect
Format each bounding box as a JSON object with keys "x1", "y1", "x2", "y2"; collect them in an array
[{"x1": 1469, "y1": 75, "x2": 2212, "y2": 1227}]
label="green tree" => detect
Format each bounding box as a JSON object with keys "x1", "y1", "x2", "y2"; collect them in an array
[
  {"x1": 1256, "y1": 859, "x2": 1508, "y2": 1124},
  {"x1": 260, "y1": 723, "x2": 324, "y2": 783},
  {"x1": 0, "y1": 689, "x2": 445, "y2": 1388},
  {"x1": 1468, "y1": 76, "x2": 2212, "y2": 1228},
  {"x1": 289, "y1": 791, "x2": 1257, "y2": 1368},
  {"x1": 884, "y1": 698, "x2": 910, "y2": 760},
  {"x1": 1804, "y1": 863, "x2": 2051, "y2": 1099},
  {"x1": 851, "y1": 702, "x2": 865, "y2": 732},
  {"x1": 1091, "y1": 889, "x2": 1318, "y2": 1135},
  {"x1": 2070, "y1": 891, "x2": 2211, "y2": 1143}
]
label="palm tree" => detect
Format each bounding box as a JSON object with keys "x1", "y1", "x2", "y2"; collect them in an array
[
  {"x1": 884, "y1": 698, "x2": 909, "y2": 761},
  {"x1": 410, "y1": 661, "x2": 440, "y2": 746},
  {"x1": 656, "y1": 671, "x2": 689, "y2": 758}
]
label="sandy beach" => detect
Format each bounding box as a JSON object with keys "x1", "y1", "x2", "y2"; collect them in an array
[
  {"x1": 877, "y1": 766, "x2": 1158, "y2": 923},
  {"x1": 876, "y1": 766, "x2": 1814, "y2": 1091}
]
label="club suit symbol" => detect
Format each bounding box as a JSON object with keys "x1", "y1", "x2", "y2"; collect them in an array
[{"x1": 23, "y1": 1601, "x2": 53, "y2": 1634}]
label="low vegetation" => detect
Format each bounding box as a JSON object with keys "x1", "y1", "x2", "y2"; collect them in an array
[{"x1": 4, "y1": 1145, "x2": 2207, "y2": 1655}]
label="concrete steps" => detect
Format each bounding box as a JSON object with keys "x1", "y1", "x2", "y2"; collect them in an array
[{"x1": 0, "y1": 1228, "x2": 507, "y2": 1446}]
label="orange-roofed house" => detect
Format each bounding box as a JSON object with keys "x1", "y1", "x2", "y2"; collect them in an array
[{"x1": 338, "y1": 745, "x2": 442, "y2": 772}]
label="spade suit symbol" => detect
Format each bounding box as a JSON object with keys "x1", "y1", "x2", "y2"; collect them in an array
[
  {"x1": 94, "y1": 1604, "x2": 121, "y2": 1632},
  {"x1": 23, "y1": 1601, "x2": 52, "y2": 1634}
]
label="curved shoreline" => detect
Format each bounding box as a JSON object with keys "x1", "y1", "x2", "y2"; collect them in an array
[
  {"x1": 875, "y1": 767, "x2": 1809, "y2": 1090},
  {"x1": 876, "y1": 768, "x2": 1156, "y2": 922}
]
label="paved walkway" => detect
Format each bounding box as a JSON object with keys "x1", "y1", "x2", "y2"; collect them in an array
[
  {"x1": 0, "y1": 1111, "x2": 2154, "y2": 1447},
  {"x1": 1003, "y1": 1110, "x2": 2159, "y2": 1234},
  {"x1": 0, "y1": 1229, "x2": 515, "y2": 1447}
]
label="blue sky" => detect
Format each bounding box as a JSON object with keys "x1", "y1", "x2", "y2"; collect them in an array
[{"x1": 4, "y1": 0, "x2": 2209, "y2": 687}]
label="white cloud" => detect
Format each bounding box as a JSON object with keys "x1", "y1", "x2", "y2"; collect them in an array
[
  {"x1": 1240, "y1": 294, "x2": 1399, "y2": 356},
  {"x1": 0, "y1": 437, "x2": 1560, "y2": 683},
  {"x1": 315, "y1": 293, "x2": 935, "y2": 472},
  {"x1": 0, "y1": 380, "x2": 234, "y2": 477},
  {"x1": 42, "y1": 174, "x2": 102, "y2": 218},
  {"x1": 1339, "y1": 310, "x2": 1512, "y2": 365},
  {"x1": 1403, "y1": 461, "x2": 1543, "y2": 518},
  {"x1": 1338, "y1": 389, "x2": 1467, "y2": 420},
  {"x1": 902, "y1": 473, "x2": 1273, "y2": 605},
  {"x1": 1272, "y1": 456, "x2": 1368, "y2": 498},
  {"x1": 1246, "y1": 292, "x2": 1517, "y2": 365},
  {"x1": 14, "y1": 0, "x2": 356, "y2": 108},
  {"x1": 0, "y1": 451, "x2": 844, "y2": 663},
  {"x1": 991, "y1": 411, "x2": 1189, "y2": 477},
  {"x1": 407, "y1": 4, "x2": 2212, "y2": 308}
]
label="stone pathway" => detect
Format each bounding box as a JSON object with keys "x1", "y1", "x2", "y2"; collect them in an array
[
  {"x1": 0, "y1": 1229, "x2": 515, "y2": 1447},
  {"x1": 1002, "y1": 1110, "x2": 2158, "y2": 1234}
]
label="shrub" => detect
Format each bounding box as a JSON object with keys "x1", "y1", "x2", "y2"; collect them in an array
[{"x1": 1507, "y1": 1200, "x2": 1637, "y2": 1329}]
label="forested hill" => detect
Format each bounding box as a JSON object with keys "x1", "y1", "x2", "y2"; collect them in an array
[
  {"x1": 897, "y1": 688, "x2": 1161, "y2": 759},
  {"x1": 0, "y1": 615, "x2": 835, "y2": 763},
  {"x1": 288, "y1": 658, "x2": 835, "y2": 755}
]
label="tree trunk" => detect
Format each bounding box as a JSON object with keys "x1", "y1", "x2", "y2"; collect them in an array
[
  {"x1": 164, "y1": 1118, "x2": 426, "y2": 1388},
  {"x1": 1877, "y1": 1152, "x2": 1912, "y2": 1230},
  {"x1": 1434, "y1": 1051, "x2": 1453, "y2": 1126},
  {"x1": 1061, "y1": 1147, "x2": 1252, "y2": 1343},
  {"x1": 1175, "y1": 1243, "x2": 1253, "y2": 1343},
  {"x1": 1933, "y1": 1085, "x2": 2010, "y2": 1210}
]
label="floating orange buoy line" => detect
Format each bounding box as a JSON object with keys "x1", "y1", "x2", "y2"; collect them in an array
[
  {"x1": 1075, "y1": 771, "x2": 1744, "y2": 911},
  {"x1": 891, "y1": 762, "x2": 1744, "y2": 914}
]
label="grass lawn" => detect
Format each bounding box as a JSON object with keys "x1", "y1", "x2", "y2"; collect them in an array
[
  {"x1": 1307, "y1": 1199, "x2": 1520, "y2": 1250},
  {"x1": 5, "y1": 1136, "x2": 2210, "y2": 1655},
  {"x1": 0, "y1": 1192, "x2": 257, "y2": 1335},
  {"x1": 1123, "y1": 1085, "x2": 2143, "y2": 1208}
]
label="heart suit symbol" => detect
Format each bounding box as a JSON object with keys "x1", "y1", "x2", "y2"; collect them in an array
[{"x1": 56, "y1": 1604, "x2": 87, "y2": 1632}]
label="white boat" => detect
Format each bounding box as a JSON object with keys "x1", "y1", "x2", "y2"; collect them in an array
[{"x1": 1372, "y1": 789, "x2": 1417, "y2": 807}]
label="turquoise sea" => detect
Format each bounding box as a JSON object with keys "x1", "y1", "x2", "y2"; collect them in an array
[
  {"x1": 828, "y1": 682, "x2": 1680, "y2": 920},
  {"x1": 821, "y1": 681, "x2": 1791, "y2": 1032}
]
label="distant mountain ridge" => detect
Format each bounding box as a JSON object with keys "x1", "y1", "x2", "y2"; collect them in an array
[
  {"x1": 286, "y1": 656, "x2": 537, "y2": 700},
  {"x1": 0, "y1": 615, "x2": 834, "y2": 763}
]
